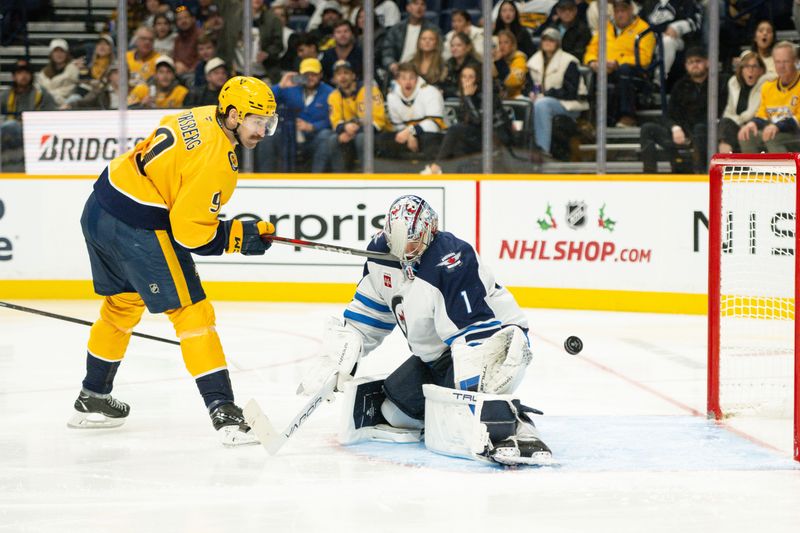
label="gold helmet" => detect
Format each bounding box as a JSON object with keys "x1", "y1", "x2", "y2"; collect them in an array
[{"x1": 218, "y1": 76, "x2": 278, "y2": 135}]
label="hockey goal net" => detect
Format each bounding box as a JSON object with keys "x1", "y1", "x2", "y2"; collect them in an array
[{"x1": 708, "y1": 153, "x2": 800, "y2": 461}]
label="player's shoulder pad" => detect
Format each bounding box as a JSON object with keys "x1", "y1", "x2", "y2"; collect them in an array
[{"x1": 415, "y1": 232, "x2": 478, "y2": 284}]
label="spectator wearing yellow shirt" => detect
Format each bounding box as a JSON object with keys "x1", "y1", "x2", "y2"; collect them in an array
[
  {"x1": 738, "y1": 41, "x2": 800, "y2": 153},
  {"x1": 126, "y1": 26, "x2": 159, "y2": 87},
  {"x1": 493, "y1": 30, "x2": 528, "y2": 99},
  {"x1": 584, "y1": 0, "x2": 655, "y2": 127},
  {"x1": 327, "y1": 59, "x2": 387, "y2": 171},
  {"x1": 128, "y1": 55, "x2": 189, "y2": 109}
]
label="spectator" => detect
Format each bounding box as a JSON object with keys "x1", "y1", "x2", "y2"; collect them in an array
[
  {"x1": 527, "y1": 27, "x2": 589, "y2": 157},
  {"x1": 1, "y1": 59, "x2": 57, "y2": 169},
  {"x1": 107, "y1": 0, "x2": 149, "y2": 36},
  {"x1": 87, "y1": 34, "x2": 116, "y2": 82},
  {"x1": 492, "y1": 0, "x2": 560, "y2": 34},
  {"x1": 127, "y1": 25, "x2": 159, "y2": 86},
  {"x1": 272, "y1": 3, "x2": 296, "y2": 59},
  {"x1": 308, "y1": 0, "x2": 361, "y2": 31},
  {"x1": 276, "y1": 0, "x2": 316, "y2": 18},
  {"x1": 327, "y1": 59, "x2": 388, "y2": 171},
  {"x1": 586, "y1": 0, "x2": 617, "y2": 34},
  {"x1": 421, "y1": 64, "x2": 509, "y2": 174},
  {"x1": 444, "y1": 10, "x2": 484, "y2": 61},
  {"x1": 541, "y1": 0, "x2": 591, "y2": 61},
  {"x1": 718, "y1": 52, "x2": 772, "y2": 154},
  {"x1": 493, "y1": 30, "x2": 528, "y2": 99},
  {"x1": 197, "y1": 0, "x2": 219, "y2": 25},
  {"x1": 153, "y1": 13, "x2": 178, "y2": 56},
  {"x1": 185, "y1": 57, "x2": 230, "y2": 106},
  {"x1": 193, "y1": 33, "x2": 218, "y2": 88},
  {"x1": 413, "y1": 28, "x2": 447, "y2": 87},
  {"x1": 256, "y1": 58, "x2": 334, "y2": 172},
  {"x1": 173, "y1": 4, "x2": 203, "y2": 78},
  {"x1": 247, "y1": 0, "x2": 285, "y2": 83},
  {"x1": 67, "y1": 63, "x2": 122, "y2": 110},
  {"x1": 380, "y1": 0, "x2": 439, "y2": 79},
  {"x1": 34, "y1": 39, "x2": 80, "y2": 107},
  {"x1": 640, "y1": 47, "x2": 721, "y2": 173},
  {"x1": 742, "y1": 20, "x2": 777, "y2": 76},
  {"x1": 128, "y1": 55, "x2": 189, "y2": 109},
  {"x1": 321, "y1": 20, "x2": 363, "y2": 82},
  {"x1": 355, "y1": 7, "x2": 387, "y2": 64},
  {"x1": 584, "y1": 0, "x2": 655, "y2": 127},
  {"x1": 738, "y1": 41, "x2": 800, "y2": 154},
  {"x1": 202, "y1": 3, "x2": 224, "y2": 43},
  {"x1": 441, "y1": 32, "x2": 481, "y2": 99},
  {"x1": 375, "y1": 0, "x2": 401, "y2": 28},
  {"x1": 144, "y1": 0, "x2": 174, "y2": 27},
  {"x1": 310, "y1": 2, "x2": 344, "y2": 51},
  {"x1": 376, "y1": 62, "x2": 446, "y2": 161},
  {"x1": 493, "y1": 1, "x2": 536, "y2": 59},
  {"x1": 639, "y1": 0, "x2": 702, "y2": 80},
  {"x1": 282, "y1": 32, "x2": 321, "y2": 73}
]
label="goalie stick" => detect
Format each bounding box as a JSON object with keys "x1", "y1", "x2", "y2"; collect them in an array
[
  {"x1": 262, "y1": 235, "x2": 399, "y2": 261},
  {"x1": 243, "y1": 372, "x2": 338, "y2": 455}
]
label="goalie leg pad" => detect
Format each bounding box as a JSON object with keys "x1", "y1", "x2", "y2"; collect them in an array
[
  {"x1": 422, "y1": 384, "x2": 552, "y2": 466},
  {"x1": 452, "y1": 326, "x2": 532, "y2": 394},
  {"x1": 338, "y1": 377, "x2": 422, "y2": 445}
]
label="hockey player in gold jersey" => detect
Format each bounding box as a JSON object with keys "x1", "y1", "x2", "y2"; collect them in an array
[{"x1": 69, "y1": 76, "x2": 279, "y2": 446}]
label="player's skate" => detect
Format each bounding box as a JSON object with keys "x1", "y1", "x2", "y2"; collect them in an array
[
  {"x1": 67, "y1": 390, "x2": 130, "y2": 429},
  {"x1": 211, "y1": 402, "x2": 260, "y2": 447}
]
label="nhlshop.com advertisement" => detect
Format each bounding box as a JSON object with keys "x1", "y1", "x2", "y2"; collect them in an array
[{"x1": 480, "y1": 180, "x2": 709, "y2": 295}]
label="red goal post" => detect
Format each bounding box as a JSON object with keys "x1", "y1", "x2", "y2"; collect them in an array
[{"x1": 708, "y1": 153, "x2": 800, "y2": 462}]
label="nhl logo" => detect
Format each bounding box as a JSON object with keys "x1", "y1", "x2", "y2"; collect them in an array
[{"x1": 566, "y1": 201, "x2": 587, "y2": 229}]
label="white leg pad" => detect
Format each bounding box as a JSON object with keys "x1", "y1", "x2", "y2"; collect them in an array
[
  {"x1": 423, "y1": 384, "x2": 553, "y2": 465},
  {"x1": 338, "y1": 376, "x2": 422, "y2": 445},
  {"x1": 422, "y1": 384, "x2": 502, "y2": 460}
]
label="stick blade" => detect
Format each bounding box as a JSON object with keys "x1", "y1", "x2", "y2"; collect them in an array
[{"x1": 243, "y1": 399, "x2": 285, "y2": 455}]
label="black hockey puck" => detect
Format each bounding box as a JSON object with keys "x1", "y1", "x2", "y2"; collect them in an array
[{"x1": 564, "y1": 336, "x2": 583, "y2": 355}]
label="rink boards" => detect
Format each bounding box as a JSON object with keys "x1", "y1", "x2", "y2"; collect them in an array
[{"x1": 0, "y1": 173, "x2": 709, "y2": 313}]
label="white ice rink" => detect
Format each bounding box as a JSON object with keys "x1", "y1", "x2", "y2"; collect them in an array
[{"x1": 1, "y1": 301, "x2": 799, "y2": 532}]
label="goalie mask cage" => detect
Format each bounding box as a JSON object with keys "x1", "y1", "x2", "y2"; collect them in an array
[{"x1": 708, "y1": 153, "x2": 800, "y2": 462}]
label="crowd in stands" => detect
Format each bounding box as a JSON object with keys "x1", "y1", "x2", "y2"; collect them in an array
[{"x1": 2, "y1": 0, "x2": 800, "y2": 174}]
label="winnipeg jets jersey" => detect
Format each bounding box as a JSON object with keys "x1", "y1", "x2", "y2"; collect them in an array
[{"x1": 343, "y1": 231, "x2": 528, "y2": 363}]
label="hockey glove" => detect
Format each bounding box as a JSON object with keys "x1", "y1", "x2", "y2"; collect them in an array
[
  {"x1": 297, "y1": 316, "x2": 363, "y2": 396},
  {"x1": 225, "y1": 219, "x2": 275, "y2": 255}
]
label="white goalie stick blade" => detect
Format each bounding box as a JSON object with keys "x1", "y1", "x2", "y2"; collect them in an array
[{"x1": 244, "y1": 372, "x2": 338, "y2": 455}]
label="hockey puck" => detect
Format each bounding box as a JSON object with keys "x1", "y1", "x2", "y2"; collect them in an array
[{"x1": 564, "y1": 336, "x2": 583, "y2": 355}]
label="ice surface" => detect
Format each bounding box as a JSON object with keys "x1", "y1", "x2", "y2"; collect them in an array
[{"x1": 1, "y1": 302, "x2": 799, "y2": 533}]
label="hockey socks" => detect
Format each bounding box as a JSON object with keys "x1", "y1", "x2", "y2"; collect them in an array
[
  {"x1": 195, "y1": 368, "x2": 235, "y2": 411},
  {"x1": 82, "y1": 351, "x2": 121, "y2": 395}
]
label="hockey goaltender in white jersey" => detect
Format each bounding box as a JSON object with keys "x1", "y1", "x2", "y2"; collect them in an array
[{"x1": 299, "y1": 195, "x2": 552, "y2": 466}]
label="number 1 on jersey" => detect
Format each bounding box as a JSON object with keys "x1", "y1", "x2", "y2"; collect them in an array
[{"x1": 460, "y1": 290, "x2": 472, "y2": 313}]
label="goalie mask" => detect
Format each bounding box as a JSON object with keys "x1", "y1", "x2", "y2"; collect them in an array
[{"x1": 384, "y1": 195, "x2": 438, "y2": 279}]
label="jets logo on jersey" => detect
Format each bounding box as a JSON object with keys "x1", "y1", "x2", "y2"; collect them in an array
[
  {"x1": 383, "y1": 273, "x2": 392, "y2": 288},
  {"x1": 437, "y1": 252, "x2": 462, "y2": 269}
]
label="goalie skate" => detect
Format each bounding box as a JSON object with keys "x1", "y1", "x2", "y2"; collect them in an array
[
  {"x1": 67, "y1": 391, "x2": 129, "y2": 429},
  {"x1": 487, "y1": 435, "x2": 554, "y2": 466}
]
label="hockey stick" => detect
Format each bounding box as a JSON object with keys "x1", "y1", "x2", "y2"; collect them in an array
[
  {"x1": 0, "y1": 300, "x2": 180, "y2": 346},
  {"x1": 243, "y1": 372, "x2": 337, "y2": 455},
  {"x1": 263, "y1": 235, "x2": 398, "y2": 261}
]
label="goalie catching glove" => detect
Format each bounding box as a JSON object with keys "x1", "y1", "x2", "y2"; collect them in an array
[
  {"x1": 297, "y1": 316, "x2": 364, "y2": 396},
  {"x1": 224, "y1": 218, "x2": 275, "y2": 255}
]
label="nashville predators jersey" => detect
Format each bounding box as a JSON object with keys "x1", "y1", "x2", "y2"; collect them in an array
[
  {"x1": 755, "y1": 72, "x2": 800, "y2": 125},
  {"x1": 93, "y1": 105, "x2": 240, "y2": 254}
]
